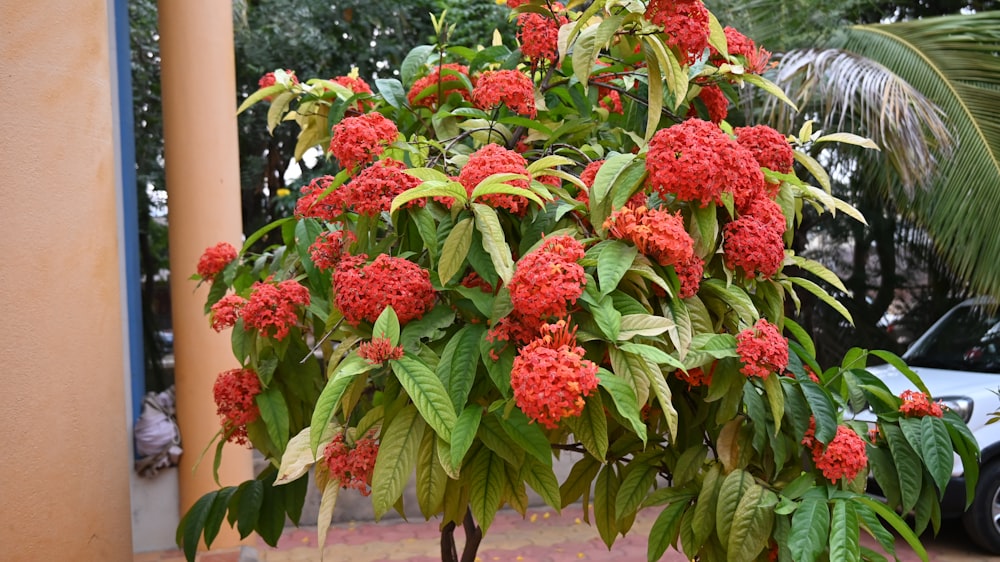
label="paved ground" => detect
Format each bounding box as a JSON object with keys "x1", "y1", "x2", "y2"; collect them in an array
[{"x1": 135, "y1": 503, "x2": 1000, "y2": 562}]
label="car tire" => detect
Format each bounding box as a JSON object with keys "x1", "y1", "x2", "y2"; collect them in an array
[{"x1": 963, "y1": 460, "x2": 1000, "y2": 554}]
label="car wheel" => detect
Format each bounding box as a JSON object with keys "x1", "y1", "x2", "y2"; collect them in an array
[{"x1": 963, "y1": 460, "x2": 1000, "y2": 554}]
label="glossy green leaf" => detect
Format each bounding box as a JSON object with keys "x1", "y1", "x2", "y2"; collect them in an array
[
  {"x1": 647, "y1": 501, "x2": 687, "y2": 562},
  {"x1": 565, "y1": 391, "x2": 608, "y2": 460},
  {"x1": 594, "y1": 463, "x2": 621, "y2": 549},
  {"x1": 597, "y1": 370, "x2": 647, "y2": 444},
  {"x1": 372, "y1": 306, "x2": 401, "y2": 346},
  {"x1": 391, "y1": 181, "x2": 468, "y2": 214},
  {"x1": 597, "y1": 240, "x2": 638, "y2": 296},
  {"x1": 469, "y1": 448, "x2": 505, "y2": 532},
  {"x1": 450, "y1": 404, "x2": 483, "y2": 468},
  {"x1": 716, "y1": 469, "x2": 752, "y2": 542},
  {"x1": 727, "y1": 485, "x2": 772, "y2": 562},
  {"x1": 853, "y1": 496, "x2": 928, "y2": 562},
  {"x1": 830, "y1": 500, "x2": 860, "y2": 562},
  {"x1": 497, "y1": 408, "x2": 552, "y2": 466},
  {"x1": 415, "y1": 429, "x2": 447, "y2": 519},
  {"x1": 789, "y1": 497, "x2": 829, "y2": 562},
  {"x1": 689, "y1": 203, "x2": 719, "y2": 259},
  {"x1": 236, "y1": 480, "x2": 263, "y2": 539},
  {"x1": 799, "y1": 380, "x2": 837, "y2": 444},
  {"x1": 391, "y1": 355, "x2": 458, "y2": 442},
  {"x1": 560, "y1": 456, "x2": 602, "y2": 507},
  {"x1": 921, "y1": 415, "x2": 955, "y2": 496},
  {"x1": 788, "y1": 276, "x2": 854, "y2": 325},
  {"x1": 700, "y1": 279, "x2": 760, "y2": 324},
  {"x1": 471, "y1": 203, "x2": 514, "y2": 285},
  {"x1": 647, "y1": 359, "x2": 679, "y2": 442},
  {"x1": 882, "y1": 423, "x2": 923, "y2": 513},
  {"x1": 438, "y1": 217, "x2": 474, "y2": 286},
  {"x1": 522, "y1": 457, "x2": 562, "y2": 512},
  {"x1": 375, "y1": 78, "x2": 406, "y2": 109},
  {"x1": 618, "y1": 314, "x2": 675, "y2": 340},
  {"x1": 615, "y1": 460, "x2": 658, "y2": 521},
  {"x1": 202, "y1": 486, "x2": 237, "y2": 548},
  {"x1": 436, "y1": 324, "x2": 485, "y2": 410},
  {"x1": 310, "y1": 354, "x2": 372, "y2": 454},
  {"x1": 372, "y1": 405, "x2": 425, "y2": 519},
  {"x1": 180, "y1": 491, "x2": 216, "y2": 561},
  {"x1": 589, "y1": 153, "x2": 638, "y2": 236},
  {"x1": 761, "y1": 373, "x2": 784, "y2": 436},
  {"x1": 255, "y1": 387, "x2": 290, "y2": 453},
  {"x1": 691, "y1": 464, "x2": 720, "y2": 551}
]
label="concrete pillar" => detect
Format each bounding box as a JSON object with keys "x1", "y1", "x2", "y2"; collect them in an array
[
  {"x1": 158, "y1": 0, "x2": 254, "y2": 549},
  {"x1": 0, "y1": 1, "x2": 134, "y2": 560}
]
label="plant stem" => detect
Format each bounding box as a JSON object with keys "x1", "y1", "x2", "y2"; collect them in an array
[
  {"x1": 441, "y1": 520, "x2": 458, "y2": 562},
  {"x1": 460, "y1": 509, "x2": 483, "y2": 562}
]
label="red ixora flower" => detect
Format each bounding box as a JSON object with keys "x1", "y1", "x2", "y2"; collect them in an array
[
  {"x1": 899, "y1": 390, "x2": 944, "y2": 418},
  {"x1": 740, "y1": 194, "x2": 786, "y2": 235},
  {"x1": 240, "y1": 279, "x2": 311, "y2": 341},
  {"x1": 687, "y1": 84, "x2": 728, "y2": 124},
  {"x1": 676, "y1": 365, "x2": 712, "y2": 389},
  {"x1": 329, "y1": 112, "x2": 399, "y2": 170},
  {"x1": 407, "y1": 63, "x2": 472, "y2": 109},
  {"x1": 309, "y1": 229, "x2": 356, "y2": 271},
  {"x1": 357, "y1": 337, "x2": 404, "y2": 365},
  {"x1": 508, "y1": 235, "x2": 586, "y2": 321},
  {"x1": 645, "y1": 118, "x2": 764, "y2": 208},
  {"x1": 643, "y1": 0, "x2": 710, "y2": 65},
  {"x1": 323, "y1": 430, "x2": 379, "y2": 496},
  {"x1": 210, "y1": 293, "x2": 247, "y2": 332},
  {"x1": 723, "y1": 216, "x2": 785, "y2": 279},
  {"x1": 810, "y1": 425, "x2": 868, "y2": 482},
  {"x1": 330, "y1": 75, "x2": 374, "y2": 112},
  {"x1": 510, "y1": 321, "x2": 600, "y2": 429},
  {"x1": 736, "y1": 319, "x2": 788, "y2": 378},
  {"x1": 473, "y1": 69, "x2": 537, "y2": 118},
  {"x1": 517, "y1": 3, "x2": 568, "y2": 66},
  {"x1": 675, "y1": 253, "x2": 704, "y2": 298},
  {"x1": 213, "y1": 368, "x2": 262, "y2": 446},
  {"x1": 340, "y1": 158, "x2": 423, "y2": 216},
  {"x1": 258, "y1": 69, "x2": 299, "y2": 100},
  {"x1": 295, "y1": 175, "x2": 346, "y2": 221},
  {"x1": 735, "y1": 124, "x2": 794, "y2": 174},
  {"x1": 604, "y1": 205, "x2": 694, "y2": 268},
  {"x1": 197, "y1": 242, "x2": 238, "y2": 280},
  {"x1": 720, "y1": 26, "x2": 773, "y2": 74},
  {"x1": 333, "y1": 254, "x2": 436, "y2": 326},
  {"x1": 458, "y1": 143, "x2": 536, "y2": 215}
]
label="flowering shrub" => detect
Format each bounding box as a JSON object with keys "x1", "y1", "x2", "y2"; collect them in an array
[{"x1": 181, "y1": 3, "x2": 978, "y2": 562}]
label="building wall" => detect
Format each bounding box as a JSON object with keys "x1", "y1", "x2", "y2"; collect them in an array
[{"x1": 0, "y1": 0, "x2": 134, "y2": 560}]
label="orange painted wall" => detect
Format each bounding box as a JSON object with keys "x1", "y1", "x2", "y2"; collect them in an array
[{"x1": 0, "y1": 1, "x2": 134, "y2": 560}]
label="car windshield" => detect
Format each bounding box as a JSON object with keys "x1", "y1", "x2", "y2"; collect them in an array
[{"x1": 904, "y1": 304, "x2": 1000, "y2": 373}]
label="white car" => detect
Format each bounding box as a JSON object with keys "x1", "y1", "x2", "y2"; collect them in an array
[{"x1": 866, "y1": 297, "x2": 1000, "y2": 553}]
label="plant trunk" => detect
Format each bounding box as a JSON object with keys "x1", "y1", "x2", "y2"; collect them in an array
[{"x1": 439, "y1": 509, "x2": 482, "y2": 562}]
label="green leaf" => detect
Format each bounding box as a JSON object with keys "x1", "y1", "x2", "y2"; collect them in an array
[
  {"x1": 202, "y1": 487, "x2": 237, "y2": 548},
  {"x1": 882, "y1": 423, "x2": 923, "y2": 513},
  {"x1": 921, "y1": 416, "x2": 954, "y2": 497},
  {"x1": 793, "y1": 151, "x2": 832, "y2": 193},
  {"x1": 471, "y1": 203, "x2": 515, "y2": 285},
  {"x1": 597, "y1": 240, "x2": 639, "y2": 295},
  {"x1": 700, "y1": 279, "x2": 760, "y2": 324},
  {"x1": 615, "y1": 460, "x2": 658, "y2": 521},
  {"x1": 870, "y1": 350, "x2": 931, "y2": 395},
  {"x1": 371, "y1": 405, "x2": 425, "y2": 519},
  {"x1": 275, "y1": 427, "x2": 317, "y2": 486},
  {"x1": 401, "y1": 45, "x2": 434, "y2": 86},
  {"x1": 868, "y1": 445, "x2": 903, "y2": 508},
  {"x1": 787, "y1": 255, "x2": 850, "y2": 294},
  {"x1": 594, "y1": 463, "x2": 621, "y2": 549},
  {"x1": 691, "y1": 464, "x2": 721, "y2": 550},
  {"x1": 618, "y1": 343, "x2": 685, "y2": 372},
  {"x1": 391, "y1": 355, "x2": 459, "y2": 442},
  {"x1": 471, "y1": 176, "x2": 545, "y2": 208},
  {"x1": 727, "y1": 485, "x2": 772, "y2": 562},
  {"x1": 310, "y1": 354, "x2": 372, "y2": 454},
  {"x1": 761, "y1": 373, "x2": 784, "y2": 436},
  {"x1": 617, "y1": 314, "x2": 675, "y2": 340},
  {"x1": 689, "y1": 203, "x2": 719, "y2": 259},
  {"x1": 943, "y1": 411, "x2": 980, "y2": 508},
  {"x1": 560, "y1": 456, "x2": 602, "y2": 507},
  {"x1": 789, "y1": 497, "x2": 830, "y2": 562},
  {"x1": 372, "y1": 306, "x2": 401, "y2": 346},
  {"x1": 799, "y1": 380, "x2": 837, "y2": 444},
  {"x1": 375, "y1": 78, "x2": 406, "y2": 109},
  {"x1": 236, "y1": 480, "x2": 263, "y2": 539},
  {"x1": 255, "y1": 469, "x2": 285, "y2": 547},
  {"x1": 399, "y1": 305, "x2": 455, "y2": 350},
  {"x1": 716, "y1": 469, "x2": 752, "y2": 542},
  {"x1": 597, "y1": 371, "x2": 647, "y2": 444},
  {"x1": 237, "y1": 84, "x2": 286, "y2": 114},
  {"x1": 255, "y1": 387, "x2": 290, "y2": 453},
  {"x1": 391, "y1": 181, "x2": 468, "y2": 213},
  {"x1": 565, "y1": 392, "x2": 609, "y2": 460},
  {"x1": 830, "y1": 500, "x2": 861, "y2": 562},
  {"x1": 438, "y1": 218, "x2": 474, "y2": 285},
  {"x1": 815, "y1": 132, "x2": 880, "y2": 150},
  {"x1": 180, "y1": 491, "x2": 216, "y2": 561},
  {"x1": 436, "y1": 324, "x2": 485, "y2": 410},
  {"x1": 450, "y1": 404, "x2": 483, "y2": 468},
  {"x1": 415, "y1": 429, "x2": 448, "y2": 519},
  {"x1": 583, "y1": 285, "x2": 622, "y2": 341},
  {"x1": 497, "y1": 408, "x2": 553, "y2": 467},
  {"x1": 648, "y1": 501, "x2": 687, "y2": 562},
  {"x1": 742, "y1": 72, "x2": 797, "y2": 111},
  {"x1": 522, "y1": 457, "x2": 562, "y2": 512},
  {"x1": 853, "y1": 496, "x2": 929, "y2": 562},
  {"x1": 788, "y1": 276, "x2": 854, "y2": 325},
  {"x1": 469, "y1": 448, "x2": 505, "y2": 532},
  {"x1": 783, "y1": 318, "x2": 816, "y2": 359},
  {"x1": 589, "y1": 153, "x2": 639, "y2": 236},
  {"x1": 648, "y1": 359, "x2": 679, "y2": 442},
  {"x1": 315, "y1": 471, "x2": 341, "y2": 550}
]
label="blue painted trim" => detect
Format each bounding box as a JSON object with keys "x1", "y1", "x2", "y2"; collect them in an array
[{"x1": 113, "y1": 0, "x2": 145, "y2": 422}]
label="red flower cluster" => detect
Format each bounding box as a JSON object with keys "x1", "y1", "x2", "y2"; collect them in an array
[
  {"x1": 357, "y1": 337, "x2": 405, "y2": 365},
  {"x1": 723, "y1": 216, "x2": 784, "y2": 279},
  {"x1": 517, "y1": 4, "x2": 568, "y2": 65},
  {"x1": 509, "y1": 235, "x2": 586, "y2": 320},
  {"x1": 735, "y1": 319, "x2": 788, "y2": 378},
  {"x1": 735, "y1": 125, "x2": 794, "y2": 174},
  {"x1": 580, "y1": 160, "x2": 604, "y2": 188},
  {"x1": 295, "y1": 175, "x2": 345, "y2": 221},
  {"x1": 675, "y1": 254, "x2": 704, "y2": 298},
  {"x1": 407, "y1": 63, "x2": 472, "y2": 109},
  {"x1": 458, "y1": 144, "x2": 534, "y2": 215},
  {"x1": 241, "y1": 279, "x2": 311, "y2": 341},
  {"x1": 340, "y1": 158, "x2": 423, "y2": 216},
  {"x1": 213, "y1": 368, "x2": 262, "y2": 446},
  {"x1": 334, "y1": 254, "x2": 436, "y2": 326},
  {"x1": 645, "y1": 119, "x2": 764, "y2": 208},
  {"x1": 258, "y1": 69, "x2": 299, "y2": 89},
  {"x1": 643, "y1": 0, "x2": 710, "y2": 64},
  {"x1": 510, "y1": 321, "x2": 599, "y2": 429},
  {"x1": 605, "y1": 205, "x2": 694, "y2": 268},
  {"x1": 197, "y1": 242, "x2": 238, "y2": 280},
  {"x1": 676, "y1": 366, "x2": 712, "y2": 389},
  {"x1": 722, "y1": 26, "x2": 773, "y2": 74},
  {"x1": 899, "y1": 390, "x2": 944, "y2": 418},
  {"x1": 329, "y1": 112, "x2": 398, "y2": 170},
  {"x1": 461, "y1": 271, "x2": 494, "y2": 293},
  {"x1": 740, "y1": 195, "x2": 786, "y2": 235},
  {"x1": 330, "y1": 75, "x2": 374, "y2": 111},
  {"x1": 473, "y1": 70, "x2": 537, "y2": 118},
  {"x1": 687, "y1": 84, "x2": 728, "y2": 124},
  {"x1": 309, "y1": 230, "x2": 356, "y2": 271},
  {"x1": 808, "y1": 425, "x2": 869, "y2": 482},
  {"x1": 210, "y1": 293, "x2": 247, "y2": 332},
  {"x1": 323, "y1": 431, "x2": 379, "y2": 496}
]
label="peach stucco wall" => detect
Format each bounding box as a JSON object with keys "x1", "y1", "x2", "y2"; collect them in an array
[{"x1": 0, "y1": 1, "x2": 134, "y2": 560}]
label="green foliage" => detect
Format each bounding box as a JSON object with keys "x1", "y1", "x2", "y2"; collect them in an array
[{"x1": 178, "y1": 3, "x2": 978, "y2": 561}]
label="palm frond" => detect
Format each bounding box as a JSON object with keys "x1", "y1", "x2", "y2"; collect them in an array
[{"x1": 841, "y1": 11, "x2": 1000, "y2": 300}]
